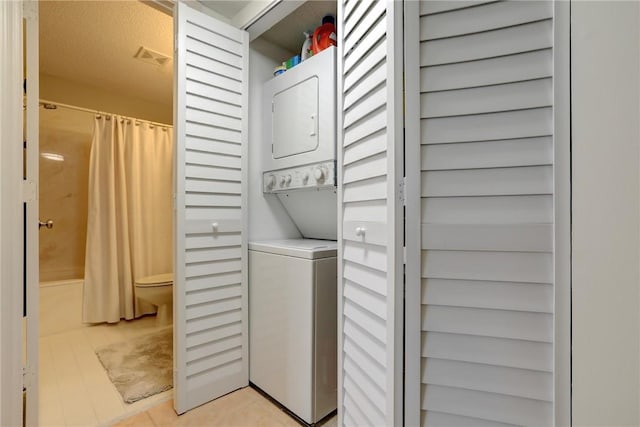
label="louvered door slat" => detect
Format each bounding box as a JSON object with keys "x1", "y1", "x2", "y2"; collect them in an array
[
  {"x1": 423, "y1": 331, "x2": 553, "y2": 372},
  {"x1": 421, "y1": 165, "x2": 553, "y2": 197},
  {"x1": 186, "y1": 137, "x2": 241, "y2": 156},
  {"x1": 185, "y1": 22, "x2": 243, "y2": 56},
  {"x1": 343, "y1": 131, "x2": 386, "y2": 164},
  {"x1": 422, "y1": 358, "x2": 553, "y2": 401},
  {"x1": 409, "y1": 1, "x2": 559, "y2": 425},
  {"x1": 422, "y1": 195, "x2": 553, "y2": 224},
  {"x1": 186, "y1": 66, "x2": 243, "y2": 95},
  {"x1": 344, "y1": 40, "x2": 387, "y2": 92},
  {"x1": 421, "y1": 78, "x2": 553, "y2": 118},
  {"x1": 185, "y1": 108, "x2": 241, "y2": 131},
  {"x1": 419, "y1": 0, "x2": 497, "y2": 16},
  {"x1": 424, "y1": 410, "x2": 518, "y2": 427},
  {"x1": 423, "y1": 279, "x2": 553, "y2": 313},
  {"x1": 422, "y1": 384, "x2": 552, "y2": 426},
  {"x1": 422, "y1": 223, "x2": 553, "y2": 252},
  {"x1": 422, "y1": 49, "x2": 553, "y2": 92},
  {"x1": 344, "y1": 0, "x2": 386, "y2": 54},
  {"x1": 423, "y1": 250, "x2": 553, "y2": 283},
  {"x1": 422, "y1": 107, "x2": 553, "y2": 144},
  {"x1": 421, "y1": 20, "x2": 553, "y2": 66},
  {"x1": 175, "y1": 2, "x2": 248, "y2": 414},
  {"x1": 344, "y1": 17, "x2": 386, "y2": 73},
  {"x1": 344, "y1": 320, "x2": 386, "y2": 366},
  {"x1": 184, "y1": 52, "x2": 242, "y2": 83},
  {"x1": 187, "y1": 37, "x2": 243, "y2": 69},
  {"x1": 343, "y1": 61, "x2": 386, "y2": 110},
  {"x1": 420, "y1": 1, "x2": 552, "y2": 40},
  {"x1": 185, "y1": 80, "x2": 241, "y2": 107},
  {"x1": 422, "y1": 137, "x2": 552, "y2": 170},
  {"x1": 185, "y1": 93, "x2": 242, "y2": 120},
  {"x1": 343, "y1": 337, "x2": 386, "y2": 389},
  {"x1": 184, "y1": 150, "x2": 240, "y2": 168}
]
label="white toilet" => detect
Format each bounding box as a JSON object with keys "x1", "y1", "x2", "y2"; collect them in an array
[{"x1": 134, "y1": 273, "x2": 173, "y2": 326}]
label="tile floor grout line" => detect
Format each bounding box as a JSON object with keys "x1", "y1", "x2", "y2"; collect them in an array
[{"x1": 69, "y1": 329, "x2": 118, "y2": 426}]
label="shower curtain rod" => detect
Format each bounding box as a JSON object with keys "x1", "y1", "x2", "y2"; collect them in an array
[{"x1": 39, "y1": 99, "x2": 172, "y2": 128}]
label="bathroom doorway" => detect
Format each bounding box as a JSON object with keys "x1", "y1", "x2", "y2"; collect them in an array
[{"x1": 36, "y1": 1, "x2": 175, "y2": 425}]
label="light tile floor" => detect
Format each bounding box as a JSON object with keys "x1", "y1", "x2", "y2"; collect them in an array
[
  {"x1": 39, "y1": 315, "x2": 337, "y2": 427},
  {"x1": 39, "y1": 315, "x2": 172, "y2": 427},
  {"x1": 112, "y1": 387, "x2": 338, "y2": 427}
]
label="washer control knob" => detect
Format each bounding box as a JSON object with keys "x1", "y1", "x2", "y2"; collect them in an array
[
  {"x1": 266, "y1": 174, "x2": 276, "y2": 189},
  {"x1": 279, "y1": 176, "x2": 286, "y2": 186},
  {"x1": 285, "y1": 174, "x2": 292, "y2": 184},
  {"x1": 302, "y1": 172, "x2": 310, "y2": 183},
  {"x1": 314, "y1": 166, "x2": 325, "y2": 181}
]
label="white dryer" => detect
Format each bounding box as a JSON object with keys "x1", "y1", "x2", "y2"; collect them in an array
[
  {"x1": 249, "y1": 239, "x2": 337, "y2": 424},
  {"x1": 261, "y1": 47, "x2": 337, "y2": 240}
]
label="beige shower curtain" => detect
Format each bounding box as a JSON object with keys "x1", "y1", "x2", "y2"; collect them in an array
[{"x1": 83, "y1": 115, "x2": 173, "y2": 323}]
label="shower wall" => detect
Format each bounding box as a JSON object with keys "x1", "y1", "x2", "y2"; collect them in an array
[{"x1": 39, "y1": 107, "x2": 93, "y2": 282}]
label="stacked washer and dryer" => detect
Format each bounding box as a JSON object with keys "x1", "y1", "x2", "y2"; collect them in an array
[{"x1": 249, "y1": 46, "x2": 337, "y2": 425}]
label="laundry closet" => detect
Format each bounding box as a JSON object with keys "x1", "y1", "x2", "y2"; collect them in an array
[
  {"x1": 247, "y1": 4, "x2": 339, "y2": 425},
  {"x1": 171, "y1": 0, "x2": 569, "y2": 426}
]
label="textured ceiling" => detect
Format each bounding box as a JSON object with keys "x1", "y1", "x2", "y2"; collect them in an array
[{"x1": 39, "y1": 0, "x2": 173, "y2": 107}]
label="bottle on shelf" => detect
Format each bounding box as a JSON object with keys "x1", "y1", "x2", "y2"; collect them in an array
[
  {"x1": 301, "y1": 31, "x2": 313, "y2": 61},
  {"x1": 312, "y1": 15, "x2": 337, "y2": 55}
]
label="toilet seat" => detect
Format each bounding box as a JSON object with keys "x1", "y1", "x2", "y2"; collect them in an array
[{"x1": 135, "y1": 273, "x2": 173, "y2": 287}]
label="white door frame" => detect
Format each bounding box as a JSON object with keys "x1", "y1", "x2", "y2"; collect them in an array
[
  {"x1": 402, "y1": 1, "x2": 421, "y2": 425},
  {"x1": 403, "y1": 0, "x2": 572, "y2": 425},
  {"x1": 553, "y1": 1, "x2": 571, "y2": 424},
  {"x1": 0, "y1": 1, "x2": 28, "y2": 425},
  {"x1": 23, "y1": 1, "x2": 40, "y2": 425}
]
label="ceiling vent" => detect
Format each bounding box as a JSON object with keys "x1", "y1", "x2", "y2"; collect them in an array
[{"x1": 134, "y1": 46, "x2": 171, "y2": 67}]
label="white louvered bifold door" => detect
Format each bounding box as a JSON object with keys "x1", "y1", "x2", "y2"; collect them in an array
[
  {"x1": 174, "y1": 1, "x2": 249, "y2": 414},
  {"x1": 405, "y1": 0, "x2": 570, "y2": 426},
  {"x1": 337, "y1": 1, "x2": 404, "y2": 426}
]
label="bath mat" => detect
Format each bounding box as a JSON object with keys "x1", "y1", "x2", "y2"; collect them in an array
[{"x1": 95, "y1": 328, "x2": 173, "y2": 403}]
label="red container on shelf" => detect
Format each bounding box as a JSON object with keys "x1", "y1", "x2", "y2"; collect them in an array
[{"x1": 312, "y1": 15, "x2": 337, "y2": 55}]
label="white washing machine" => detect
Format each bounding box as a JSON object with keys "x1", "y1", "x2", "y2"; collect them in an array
[{"x1": 249, "y1": 239, "x2": 337, "y2": 424}]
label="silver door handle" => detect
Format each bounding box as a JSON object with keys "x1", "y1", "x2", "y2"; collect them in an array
[{"x1": 39, "y1": 219, "x2": 53, "y2": 229}]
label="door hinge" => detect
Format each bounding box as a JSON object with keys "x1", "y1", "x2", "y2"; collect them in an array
[
  {"x1": 403, "y1": 246, "x2": 407, "y2": 265},
  {"x1": 399, "y1": 176, "x2": 406, "y2": 206},
  {"x1": 22, "y1": 180, "x2": 37, "y2": 203},
  {"x1": 22, "y1": 366, "x2": 32, "y2": 390}
]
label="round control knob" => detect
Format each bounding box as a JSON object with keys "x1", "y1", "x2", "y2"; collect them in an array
[
  {"x1": 302, "y1": 172, "x2": 310, "y2": 183},
  {"x1": 279, "y1": 176, "x2": 286, "y2": 186},
  {"x1": 285, "y1": 174, "x2": 292, "y2": 184},
  {"x1": 266, "y1": 174, "x2": 276, "y2": 189},
  {"x1": 314, "y1": 166, "x2": 325, "y2": 181}
]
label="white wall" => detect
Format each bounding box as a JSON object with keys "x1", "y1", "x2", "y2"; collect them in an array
[
  {"x1": 572, "y1": 2, "x2": 640, "y2": 425},
  {"x1": 40, "y1": 73, "x2": 173, "y2": 124},
  {"x1": 247, "y1": 39, "x2": 301, "y2": 241}
]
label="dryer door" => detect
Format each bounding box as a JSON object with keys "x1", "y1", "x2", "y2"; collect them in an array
[
  {"x1": 262, "y1": 47, "x2": 336, "y2": 172},
  {"x1": 273, "y1": 77, "x2": 319, "y2": 159}
]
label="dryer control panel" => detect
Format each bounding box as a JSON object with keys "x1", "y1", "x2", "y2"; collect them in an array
[{"x1": 263, "y1": 161, "x2": 335, "y2": 193}]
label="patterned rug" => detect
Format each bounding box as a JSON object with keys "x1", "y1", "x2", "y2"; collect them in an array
[{"x1": 95, "y1": 328, "x2": 173, "y2": 403}]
